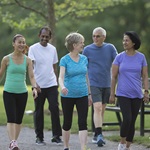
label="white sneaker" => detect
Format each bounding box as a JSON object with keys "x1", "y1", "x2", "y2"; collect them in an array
[{"x1": 118, "y1": 143, "x2": 126, "y2": 150}]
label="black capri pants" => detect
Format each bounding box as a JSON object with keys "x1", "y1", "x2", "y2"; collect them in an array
[
  {"x1": 118, "y1": 96, "x2": 142, "y2": 142},
  {"x1": 61, "y1": 96, "x2": 88, "y2": 131},
  {"x1": 3, "y1": 91, "x2": 28, "y2": 124}
]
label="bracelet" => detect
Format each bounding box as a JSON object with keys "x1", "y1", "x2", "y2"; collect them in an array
[
  {"x1": 88, "y1": 93, "x2": 91, "y2": 96},
  {"x1": 144, "y1": 90, "x2": 149, "y2": 93}
]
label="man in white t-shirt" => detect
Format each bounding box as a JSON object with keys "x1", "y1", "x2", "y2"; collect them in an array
[{"x1": 28, "y1": 26, "x2": 62, "y2": 145}]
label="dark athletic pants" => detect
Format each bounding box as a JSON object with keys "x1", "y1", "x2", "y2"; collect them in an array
[
  {"x1": 34, "y1": 86, "x2": 62, "y2": 140},
  {"x1": 118, "y1": 96, "x2": 142, "y2": 142},
  {"x1": 3, "y1": 91, "x2": 28, "y2": 124},
  {"x1": 61, "y1": 96, "x2": 88, "y2": 131}
]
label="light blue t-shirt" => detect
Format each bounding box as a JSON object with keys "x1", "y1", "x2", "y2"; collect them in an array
[
  {"x1": 113, "y1": 51, "x2": 147, "y2": 99},
  {"x1": 59, "y1": 54, "x2": 88, "y2": 98},
  {"x1": 83, "y1": 43, "x2": 118, "y2": 87}
]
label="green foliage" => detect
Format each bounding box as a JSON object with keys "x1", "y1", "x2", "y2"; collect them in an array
[
  {"x1": 0, "y1": 0, "x2": 131, "y2": 30},
  {"x1": 0, "y1": 0, "x2": 150, "y2": 75}
]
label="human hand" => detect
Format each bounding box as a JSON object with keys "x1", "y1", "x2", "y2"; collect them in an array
[
  {"x1": 32, "y1": 88, "x2": 38, "y2": 99},
  {"x1": 143, "y1": 92, "x2": 149, "y2": 104},
  {"x1": 36, "y1": 83, "x2": 41, "y2": 93},
  {"x1": 109, "y1": 94, "x2": 116, "y2": 104},
  {"x1": 61, "y1": 87, "x2": 68, "y2": 95}
]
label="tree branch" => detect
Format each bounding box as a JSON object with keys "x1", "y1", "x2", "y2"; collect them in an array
[
  {"x1": 58, "y1": 8, "x2": 101, "y2": 21},
  {"x1": 14, "y1": 0, "x2": 47, "y2": 20}
]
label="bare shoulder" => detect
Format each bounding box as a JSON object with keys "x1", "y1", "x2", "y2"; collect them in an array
[{"x1": 2, "y1": 55, "x2": 10, "y2": 65}]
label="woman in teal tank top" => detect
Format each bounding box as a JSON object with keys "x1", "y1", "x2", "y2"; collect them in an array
[{"x1": 0, "y1": 34, "x2": 38, "y2": 150}]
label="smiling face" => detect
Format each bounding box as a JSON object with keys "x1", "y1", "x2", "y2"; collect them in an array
[
  {"x1": 123, "y1": 35, "x2": 135, "y2": 50},
  {"x1": 39, "y1": 29, "x2": 51, "y2": 47},
  {"x1": 92, "y1": 30, "x2": 106, "y2": 47},
  {"x1": 13, "y1": 36, "x2": 26, "y2": 53},
  {"x1": 73, "y1": 38, "x2": 85, "y2": 52}
]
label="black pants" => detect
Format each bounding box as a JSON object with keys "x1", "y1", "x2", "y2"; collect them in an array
[
  {"x1": 34, "y1": 86, "x2": 62, "y2": 140},
  {"x1": 118, "y1": 96, "x2": 142, "y2": 142},
  {"x1": 3, "y1": 91, "x2": 28, "y2": 124},
  {"x1": 61, "y1": 96, "x2": 88, "y2": 131}
]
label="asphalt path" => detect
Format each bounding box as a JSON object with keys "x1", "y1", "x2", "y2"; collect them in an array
[{"x1": 0, "y1": 126, "x2": 149, "y2": 150}]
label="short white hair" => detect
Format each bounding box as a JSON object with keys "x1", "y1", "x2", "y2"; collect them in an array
[{"x1": 93, "y1": 27, "x2": 106, "y2": 36}]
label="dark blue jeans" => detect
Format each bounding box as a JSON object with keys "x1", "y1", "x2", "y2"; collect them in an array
[
  {"x1": 34, "y1": 86, "x2": 62, "y2": 140},
  {"x1": 118, "y1": 96, "x2": 142, "y2": 142}
]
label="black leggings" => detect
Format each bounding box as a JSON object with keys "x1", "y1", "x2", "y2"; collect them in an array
[
  {"x1": 118, "y1": 96, "x2": 142, "y2": 142},
  {"x1": 61, "y1": 96, "x2": 88, "y2": 131},
  {"x1": 3, "y1": 91, "x2": 28, "y2": 124}
]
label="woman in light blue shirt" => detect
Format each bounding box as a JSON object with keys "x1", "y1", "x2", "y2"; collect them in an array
[{"x1": 59, "y1": 32, "x2": 92, "y2": 150}]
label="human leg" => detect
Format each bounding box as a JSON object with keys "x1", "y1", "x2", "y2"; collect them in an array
[
  {"x1": 34, "y1": 90, "x2": 45, "y2": 142},
  {"x1": 118, "y1": 96, "x2": 132, "y2": 146},
  {"x1": 61, "y1": 97, "x2": 75, "y2": 149},
  {"x1": 46, "y1": 86, "x2": 62, "y2": 138},
  {"x1": 125, "y1": 98, "x2": 142, "y2": 148},
  {"x1": 62, "y1": 129, "x2": 70, "y2": 149},
  {"x1": 3, "y1": 91, "x2": 28, "y2": 149},
  {"x1": 76, "y1": 96, "x2": 88, "y2": 150},
  {"x1": 102, "y1": 88, "x2": 110, "y2": 122},
  {"x1": 79, "y1": 130, "x2": 88, "y2": 150},
  {"x1": 118, "y1": 97, "x2": 132, "y2": 136},
  {"x1": 90, "y1": 87, "x2": 104, "y2": 146}
]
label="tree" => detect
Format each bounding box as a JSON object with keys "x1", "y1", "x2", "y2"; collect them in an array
[{"x1": 0, "y1": 0, "x2": 131, "y2": 45}]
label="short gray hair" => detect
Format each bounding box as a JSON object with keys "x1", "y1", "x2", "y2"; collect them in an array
[
  {"x1": 93, "y1": 27, "x2": 106, "y2": 36},
  {"x1": 65, "y1": 32, "x2": 84, "y2": 51}
]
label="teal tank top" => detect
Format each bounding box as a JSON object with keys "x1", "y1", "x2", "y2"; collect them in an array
[{"x1": 4, "y1": 55, "x2": 27, "y2": 93}]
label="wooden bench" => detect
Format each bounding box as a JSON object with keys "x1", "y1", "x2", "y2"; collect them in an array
[{"x1": 103, "y1": 101, "x2": 150, "y2": 136}]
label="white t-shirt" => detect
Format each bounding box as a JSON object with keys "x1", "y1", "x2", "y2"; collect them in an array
[{"x1": 28, "y1": 42, "x2": 58, "y2": 88}]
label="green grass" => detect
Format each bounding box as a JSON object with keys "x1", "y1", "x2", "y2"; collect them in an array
[{"x1": 0, "y1": 86, "x2": 150, "y2": 147}]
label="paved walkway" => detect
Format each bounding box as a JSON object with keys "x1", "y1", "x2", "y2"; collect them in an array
[{"x1": 0, "y1": 126, "x2": 149, "y2": 150}]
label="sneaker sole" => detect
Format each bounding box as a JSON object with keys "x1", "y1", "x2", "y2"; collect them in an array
[
  {"x1": 92, "y1": 139, "x2": 97, "y2": 144},
  {"x1": 51, "y1": 142, "x2": 63, "y2": 146},
  {"x1": 35, "y1": 143, "x2": 46, "y2": 146}
]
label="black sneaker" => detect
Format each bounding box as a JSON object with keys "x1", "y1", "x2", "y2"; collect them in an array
[
  {"x1": 51, "y1": 136, "x2": 62, "y2": 145},
  {"x1": 36, "y1": 138, "x2": 46, "y2": 146}
]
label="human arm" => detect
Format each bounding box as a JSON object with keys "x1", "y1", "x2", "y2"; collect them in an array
[
  {"x1": 58, "y1": 66, "x2": 68, "y2": 95},
  {"x1": 27, "y1": 57, "x2": 38, "y2": 99},
  {"x1": 142, "y1": 66, "x2": 149, "y2": 103},
  {"x1": 109, "y1": 64, "x2": 119, "y2": 104},
  {"x1": 0, "y1": 56, "x2": 8, "y2": 82},
  {"x1": 53, "y1": 63, "x2": 58, "y2": 83}
]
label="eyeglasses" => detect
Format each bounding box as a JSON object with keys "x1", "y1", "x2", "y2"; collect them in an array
[{"x1": 92, "y1": 35, "x2": 102, "y2": 38}]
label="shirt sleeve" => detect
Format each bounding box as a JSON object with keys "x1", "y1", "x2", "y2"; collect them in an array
[{"x1": 28, "y1": 47, "x2": 35, "y2": 61}]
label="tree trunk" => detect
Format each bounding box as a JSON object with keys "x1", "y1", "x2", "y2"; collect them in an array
[{"x1": 47, "y1": 0, "x2": 56, "y2": 46}]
